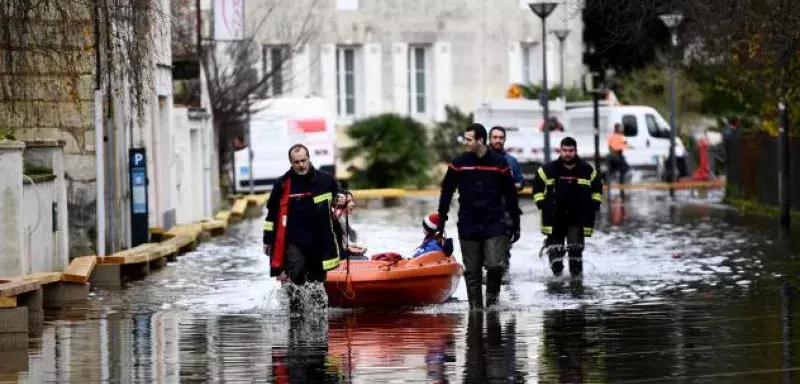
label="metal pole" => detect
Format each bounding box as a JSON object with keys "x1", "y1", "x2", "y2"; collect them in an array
[
  {"x1": 593, "y1": 90, "x2": 600, "y2": 170},
  {"x1": 559, "y1": 37, "x2": 565, "y2": 100},
  {"x1": 247, "y1": 101, "x2": 254, "y2": 194},
  {"x1": 779, "y1": 101, "x2": 790, "y2": 228},
  {"x1": 668, "y1": 29, "x2": 677, "y2": 200},
  {"x1": 542, "y1": 19, "x2": 551, "y2": 163}
]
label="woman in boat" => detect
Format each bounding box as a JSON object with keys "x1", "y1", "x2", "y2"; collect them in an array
[
  {"x1": 333, "y1": 191, "x2": 368, "y2": 260},
  {"x1": 413, "y1": 213, "x2": 454, "y2": 258}
]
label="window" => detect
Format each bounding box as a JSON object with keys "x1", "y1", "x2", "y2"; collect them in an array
[
  {"x1": 520, "y1": 42, "x2": 541, "y2": 85},
  {"x1": 336, "y1": 0, "x2": 358, "y2": 10},
  {"x1": 262, "y1": 45, "x2": 288, "y2": 97},
  {"x1": 645, "y1": 114, "x2": 660, "y2": 138},
  {"x1": 521, "y1": 44, "x2": 531, "y2": 84},
  {"x1": 408, "y1": 46, "x2": 429, "y2": 114},
  {"x1": 336, "y1": 46, "x2": 358, "y2": 116},
  {"x1": 621, "y1": 115, "x2": 638, "y2": 136}
]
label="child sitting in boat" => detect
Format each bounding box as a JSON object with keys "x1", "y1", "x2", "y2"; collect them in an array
[{"x1": 412, "y1": 213, "x2": 454, "y2": 258}]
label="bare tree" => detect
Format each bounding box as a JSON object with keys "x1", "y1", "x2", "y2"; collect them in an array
[{"x1": 199, "y1": 0, "x2": 322, "y2": 193}]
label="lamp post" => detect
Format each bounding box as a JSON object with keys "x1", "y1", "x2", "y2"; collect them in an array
[
  {"x1": 551, "y1": 28, "x2": 570, "y2": 100},
  {"x1": 529, "y1": 1, "x2": 558, "y2": 163},
  {"x1": 659, "y1": 12, "x2": 683, "y2": 200}
]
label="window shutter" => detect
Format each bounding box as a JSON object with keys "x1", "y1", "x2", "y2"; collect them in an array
[
  {"x1": 320, "y1": 44, "x2": 337, "y2": 115},
  {"x1": 291, "y1": 44, "x2": 310, "y2": 97},
  {"x1": 363, "y1": 43, "x2": 383, "y2": 115},
  {"x1": 432, "y1": 41, "x2": 452, "y2": 122},
  {"x1": 392, "y1": 42, "x2": 409, "y2": 114},
  {"x1": 508, "y1": 41, "x2": 522, "y2": 85}
]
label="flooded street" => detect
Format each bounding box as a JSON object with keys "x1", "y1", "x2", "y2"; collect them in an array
[{"x1": 5, "y1": 189, "x2": 800, "y2": 383}]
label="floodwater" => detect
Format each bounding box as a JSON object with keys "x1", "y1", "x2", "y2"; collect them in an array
[{"x1": 4, "y1": 189, "x2": 800, "y2": 383}]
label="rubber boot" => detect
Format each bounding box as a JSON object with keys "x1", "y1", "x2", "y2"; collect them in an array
[
  {"x1": 549, "y1": 251, "x2": 564, "y2": 276},
  {"x1": 501, "y1": 249, "x2": 511, "y2": 285},
  {"x1": 569, "y1": 257, "x2": 583, "y2": 276},
  {"x1": 467, "y1": 286, "x2": 484, "y2": 311},
  {"x1": 485, "y1": 268, "x2": 503, "y2": 308}
]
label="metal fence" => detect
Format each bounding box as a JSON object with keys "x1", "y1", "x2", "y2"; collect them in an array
[{"x1": 725, "y1": 134, "x2": 800, "y2": 211}]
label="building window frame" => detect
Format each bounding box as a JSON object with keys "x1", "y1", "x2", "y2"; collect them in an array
[
  {"x1": 408, "y1": 44, "x2": 431, "y2": 116},
  {"x1": 336, "y1": 45, "x2": 360, "y2": 117},
  {"x1": 262, "y1": 44, "x2": 289, "y2": 97}
]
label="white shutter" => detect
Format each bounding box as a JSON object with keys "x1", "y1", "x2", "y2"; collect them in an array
[
  {"x1": 291, "y1": 44, "x2": 311, "y2": 97},
  {"x1": 508, "y1": 41, "x2": 522, "y2": 85},
  {"x1": 320, "y1": 44, "x2": 337, "y2": 115},
  {"x1": 363, "y1": 42, "x2": 383, "y2": 115},
  {"x1": 392, "y1": 42, "x2": 409, "y2": 114},
  {"x1": 433, "y1": 41, "x2": 452, "y2": 122}
]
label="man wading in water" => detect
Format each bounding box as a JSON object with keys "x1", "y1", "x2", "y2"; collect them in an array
[
  {"x1": 437, "y1": 123, "x2": 521, "y2": 310},
  {"x1": 263, "y1": 144, "x2": 342, "y2": 313}
]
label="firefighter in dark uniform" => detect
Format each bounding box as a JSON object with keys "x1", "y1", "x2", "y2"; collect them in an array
[
  {"x1": 532, "y1": 137, "x2": 603, "y2": 276},
  {"x1": 263, "y1": 144, "x2": 342, "y2": 312},
  {"x1": 437, "y1": 123, "x2": 521, "y2": 310}
]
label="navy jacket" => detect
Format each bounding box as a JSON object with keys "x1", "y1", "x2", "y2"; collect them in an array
[{"x1": 438, "y1": 149, "x2": 521, "y2": 240}]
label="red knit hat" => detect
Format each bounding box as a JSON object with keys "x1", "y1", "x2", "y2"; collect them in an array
[{"x1": 423, "y1": 213, "x2": 440, "y2": 234}]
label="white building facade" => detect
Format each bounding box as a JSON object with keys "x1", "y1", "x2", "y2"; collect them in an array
[{"x1": 245, "y1": 0, "x2": 586, "y2": 124}]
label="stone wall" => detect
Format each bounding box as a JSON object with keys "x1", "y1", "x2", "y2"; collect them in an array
[{"x1": 0, "y1": 2, "x2": 97, "y2": 257}]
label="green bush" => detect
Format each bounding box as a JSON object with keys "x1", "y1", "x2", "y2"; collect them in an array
[{"x1": 342, "y1": 114, "x2": 432, "y2": 189}]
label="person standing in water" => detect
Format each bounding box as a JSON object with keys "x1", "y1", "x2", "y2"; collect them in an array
[
  {"x1": 263, "y1": 144, "x2": 342, "y2": 313},
  {"x1": 437, "y1": 123, "x2": 521, "y2": 310},
  {"x1": 489, "y1": 126, "x2": 524, "y2": 284},
  {"x1": 532, "y1": 137, "x2": 602, "y2": 277}
]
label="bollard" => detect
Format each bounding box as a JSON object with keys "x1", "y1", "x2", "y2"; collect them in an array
[{"x1": 692, "y1": 138, "x2": 711, "y2": 181}]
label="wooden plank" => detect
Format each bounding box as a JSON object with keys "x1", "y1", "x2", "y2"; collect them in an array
[
  {"x1": 201, "y1": 219, "x2": 226, "y2": 231},
  {"x1": 123, "y1": 251, "x2": 151, "y2": 264},
  {"x1": 246, "y1": 194, "x2": 269, "y2": 207},
  {"x1": 215, "y1": 210, "x2": 232, "y2": 222},
  {"x1": 231, "y1": 199, "x2": 248, "y2": 217},
  {"x1": 0, "y1": 296, "x2": 16, "y2": 308},
  {"x1": 0, "y1": 280, "x2": 40, "y2": 297},
  {"x1": 99, "y1": 243, "x2": 158, "y2": 265},
  {"x1": 62, "y1": 256, "x2": 97, "y2": 284},
  {"x1": 11, "y1": 272, "x2": 63, "y2": 285},
  {"x1": 165, "y1": 234, "x2": 194, "y2": 250},
  {"x1": 148, "y1": 243, "x2": 178, "y2": 261}
]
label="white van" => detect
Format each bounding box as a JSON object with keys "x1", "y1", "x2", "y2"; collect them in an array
[
  {"x1": 560, "y1": 105, "x2": 687, "y2": 175},
  {"x1": 474, "y1": 98, "x2": 567, "y2": 182},
  {"x1": 233, "y1": 97, "x2": 336, "y2": 193}
]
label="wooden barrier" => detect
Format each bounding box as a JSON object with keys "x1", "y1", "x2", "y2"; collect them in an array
[
  {"x1": 230, "y1": 199, "x2": 248, "y2": 221},
  {"x1": 62, "y1": 256, "x2": 97, "y2": 284}
]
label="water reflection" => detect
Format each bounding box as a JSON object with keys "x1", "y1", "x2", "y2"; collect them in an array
[
  {"x1": 6, "y1": 190, "x2": 800, "y2": 382},
  {"x1": 327, "y1": 312, "x2": 458, "y2": 382},
  {"x1": 464, "y1": 312, "x2": 526, "y2": 383},
  {"x1": 273, "y1": 315, "x2": 339, "y2": 383}
]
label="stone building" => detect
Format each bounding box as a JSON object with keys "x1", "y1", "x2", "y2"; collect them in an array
[{"x1": 244, "y1": 0, "x2": 586, "y2": 125}]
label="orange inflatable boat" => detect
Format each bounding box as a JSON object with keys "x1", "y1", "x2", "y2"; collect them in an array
[{"x1": 324, "y1": 251, "x2": 463, "y2": 308}]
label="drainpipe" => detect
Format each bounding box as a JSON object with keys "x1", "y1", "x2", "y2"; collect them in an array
[{"x1": 94, "y1": 0, "x2": 105, "y2": 257}]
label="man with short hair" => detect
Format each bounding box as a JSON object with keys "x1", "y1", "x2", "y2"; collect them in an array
[
  {"x1": 532, "y1": 137, "x2": 603, "y2": 277},
  {"x1": 437, "y1": 123, "x2": 521, "y2": 310},
  {"x1": 489, "y1": 126, "x2": 524, "y2": 191},
  {"x1": 489, "y1": 126, "x2": 524, "y2": 284},
  {"x1": 263, "y1": 144, "x2": 342, "y2": 312}
]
